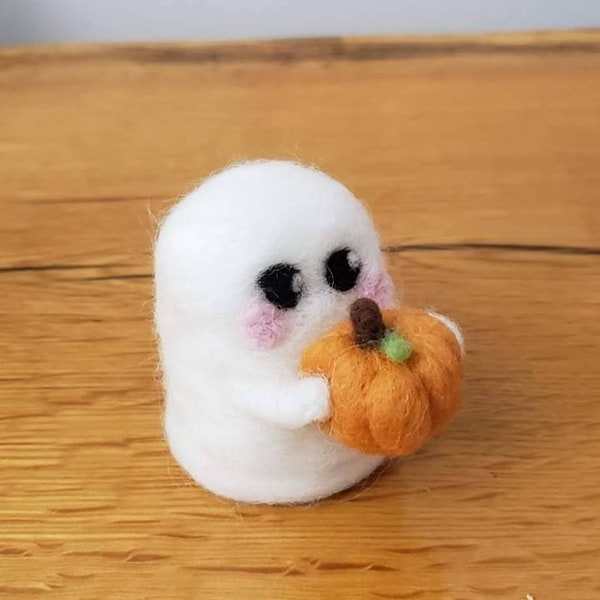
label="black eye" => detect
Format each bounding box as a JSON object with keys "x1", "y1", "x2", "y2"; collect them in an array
[
  {"x1": 257, "y1": 263, "x2": 303, "y2": 310},
  {"x1": 325, "y1": 248, "x2": 361, "y2": 292}
]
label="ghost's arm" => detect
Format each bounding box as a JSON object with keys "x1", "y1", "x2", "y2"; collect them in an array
[
  {"x1": 230, "y1": 376, "x2": 330, "y2": 429},
  {"x1": 428, "y1": 311, "x2": 465, "y2": 353}
]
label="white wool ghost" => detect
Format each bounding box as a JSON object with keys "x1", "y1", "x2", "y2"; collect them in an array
[{"x1": 155, "y1": 160, "x2": 462, "y2": 504}]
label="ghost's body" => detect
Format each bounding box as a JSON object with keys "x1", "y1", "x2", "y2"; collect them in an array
[{"x1": 155, "y1": 161, "x2": 461, "y2": 504}]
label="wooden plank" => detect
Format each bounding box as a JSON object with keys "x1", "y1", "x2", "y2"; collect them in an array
[
  {"x1": 0, "y1": 250, "x2": 598, "y2": 598},
  {"x1": 1, "y1": 31, "x2": 599, "y2": 270},
  {"x1": 1, "y1": 31, "x2": 599, "y2": 600}
]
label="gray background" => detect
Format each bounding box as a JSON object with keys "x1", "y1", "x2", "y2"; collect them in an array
[{"x1": 1, "y1": 0, "x2": 599, "y2": 45}]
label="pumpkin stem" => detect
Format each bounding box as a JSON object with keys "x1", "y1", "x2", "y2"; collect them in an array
[{"x1": 350, "y1": 298, "x2": 386, "y2": 348}]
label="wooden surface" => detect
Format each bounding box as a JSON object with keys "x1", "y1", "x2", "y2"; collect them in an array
[{"x1": 1, "y1": 30, "x2": 599, "y2": 599}]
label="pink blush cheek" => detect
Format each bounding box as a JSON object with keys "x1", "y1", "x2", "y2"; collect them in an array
[
  {"x1": 358, "y1": 269, "x2": 396, "y2": 309},
  {"x1": 242, "y1": 300, "x2": 289, "y2": 350}
]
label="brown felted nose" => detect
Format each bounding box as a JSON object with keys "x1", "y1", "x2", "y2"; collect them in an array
[{"x1": 349, "y1": 298, "x2": 386, "y2": 348}]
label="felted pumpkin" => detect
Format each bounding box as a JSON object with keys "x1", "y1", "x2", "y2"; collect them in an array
[{"x1": 301, "y1": 298, "x2": 463, "y2": 456}]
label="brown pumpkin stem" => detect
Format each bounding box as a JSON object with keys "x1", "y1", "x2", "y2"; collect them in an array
[{"x1": 350, "y1": 298, "x2": 386, "y2": 348}]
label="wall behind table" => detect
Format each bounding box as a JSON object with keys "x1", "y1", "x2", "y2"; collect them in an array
[{"x1": 1, "y1": 0, "x2": 599, "y2": 45}]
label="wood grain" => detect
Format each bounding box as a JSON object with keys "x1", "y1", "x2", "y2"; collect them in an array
[{"x1": 1, "y1": 31, "x2": 599, "y2": 599}]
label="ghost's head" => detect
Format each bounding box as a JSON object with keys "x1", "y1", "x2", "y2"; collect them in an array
[{"x1": 155, "y1": 161, "x2": 396, "y2": 378}]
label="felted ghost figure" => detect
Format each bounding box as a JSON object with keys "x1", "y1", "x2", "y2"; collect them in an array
[{"x1": 155, "y1": 160, "x2": 462, "y2": 504}]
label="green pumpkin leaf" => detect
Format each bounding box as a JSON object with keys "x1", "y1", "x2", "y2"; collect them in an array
[{"x1": 380, "y1": 331, "x2": 413, "y2": 363}]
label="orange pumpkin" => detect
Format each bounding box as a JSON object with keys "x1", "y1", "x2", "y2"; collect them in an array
[{"x1": 300, "y1": 299, "x2": 463, "y2": 456}]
